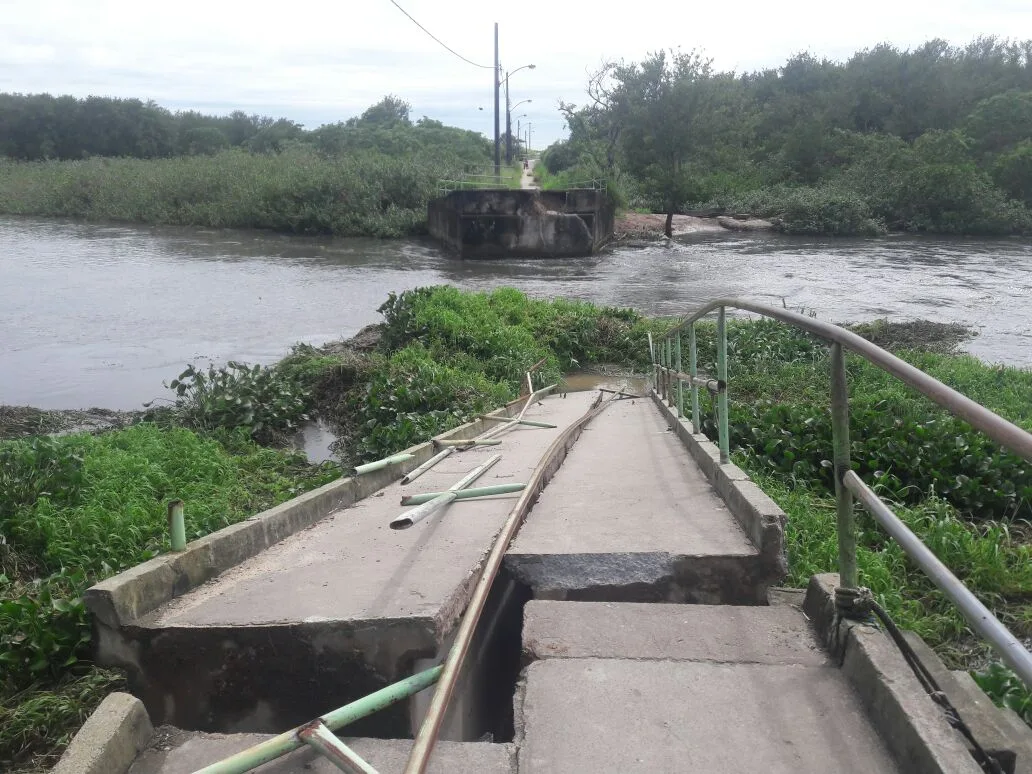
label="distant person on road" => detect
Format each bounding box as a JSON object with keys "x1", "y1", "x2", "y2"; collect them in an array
[{"x1": 523, "y1": 159, "x2": 529, "y2": 170}]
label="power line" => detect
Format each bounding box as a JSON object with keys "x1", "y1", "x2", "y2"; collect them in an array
[{"x1": 388, "y1": 0, "x2": 494, "y2": 70}]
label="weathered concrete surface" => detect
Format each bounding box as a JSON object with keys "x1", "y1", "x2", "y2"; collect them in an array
[
  {"x1": 516, "y1": 658, "x2": 902, "y2": 773},
  {"x1": 428, "y1": 188, "x2": 612, "y2": 258},
  {"x1": 95, "y1": 392, "x2": 599, "y2": 736},
  {"x1": 85, "y1": 397, "x2": 534, "y2": 632},
  {"x1": 805, "y1": 574, "x2": 983, "y2": 774},
  {"x1": 651, "y1": 392, "x2": 788, "y2": 582},
  {"x1": 522, "y1": 600, "x2": 829, "y2": 665},
  {"x1": 129, "y1": 729, "x2": 514, "y2": 774},
  {"x1": 506, "y1": 397, "x2": 776, "y2": 603},
  {"x1": 53, "y1": 692, "x2": 153, "y2": 774}
]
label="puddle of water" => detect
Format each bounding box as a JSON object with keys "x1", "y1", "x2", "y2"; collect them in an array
[
  {"x1": 562, "y1": 372, "x2": 647, "y2": 395},
  {"x1": 293, "y1": 420, "x2": 339, "y2": 464}
]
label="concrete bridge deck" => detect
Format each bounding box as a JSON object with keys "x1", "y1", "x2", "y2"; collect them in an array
[{"x1": 71, "y1": 388, "x2": 997, "y2": 774}]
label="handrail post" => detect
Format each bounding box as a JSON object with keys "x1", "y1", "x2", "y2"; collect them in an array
[
  {"x1": 668, "y1": 340, "x2": 676, "y2": 408},
  {"x1": 689, "y1": 323, "x2": 700, "y2": 433},
  {"x1": 674, "y1": 332, "x2": 683, "y2": 418},
  {"x1": 830, "y1": 342, "x2": 859, "y2": 601},
  {"x1": 660, "y1": 337, "x2": 668, "y2": 400},
  {"x1": 716, "y1": 307, "x2": 730, "y2": 463}
]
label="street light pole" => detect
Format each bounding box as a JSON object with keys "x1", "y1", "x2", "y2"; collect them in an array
[
  {"x1": 503, "y1": 65, "x2": 535, "y2": 164},
  {"x1": 493, "y1": 22, "x2": 500, "y2": 178}
]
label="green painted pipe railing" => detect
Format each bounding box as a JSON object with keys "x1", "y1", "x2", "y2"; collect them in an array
[{"x1": 651, "y1": 297, "x2": 1032, "y2": 690}]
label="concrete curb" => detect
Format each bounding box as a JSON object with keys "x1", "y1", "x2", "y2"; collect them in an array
[
  {"x1": 52, "y1": 692, "x2": 153, "y2": 774},
  {"x1": 84, "y1": 401, "x2": 524, "y2": 630},
  {"x1": 803, "y1": 573, "x2": 983, "y2": 774},
  {"x1": 649, "y1": 391, "x2": 788, "y2": 583}
]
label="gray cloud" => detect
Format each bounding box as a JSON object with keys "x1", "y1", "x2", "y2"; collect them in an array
[{"x1": 2, "y1": 0, "x2": 1028, "y2": 146}]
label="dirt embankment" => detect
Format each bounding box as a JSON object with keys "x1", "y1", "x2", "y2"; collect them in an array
[
  {"x1": 613, "y1": 212, "x2": 773, "y2": 243},
  {"x1": 0, "y1": 406, "x2": 141, "y2": 440}
]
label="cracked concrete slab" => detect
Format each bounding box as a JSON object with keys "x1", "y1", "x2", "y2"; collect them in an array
[
  {"x1": 94, "y1": 392, "x2": 600, "y2": 734},
  {"x1": 522, "y1": 600, "x2": 830, "y2": 665},
  {"x1": 506, "y1": 398, "x2": 767, "y2": 603},
  {"x1": 517, "y1": 658, "x2": 901, "y2": 773}
]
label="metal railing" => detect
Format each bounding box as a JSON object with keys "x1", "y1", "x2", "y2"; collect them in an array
[{"x1": 652, "y1": 298, "x2": 1032, "y2": 689}]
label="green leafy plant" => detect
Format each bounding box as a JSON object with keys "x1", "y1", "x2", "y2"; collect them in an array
[
  {"x1": 973, "y1": 662, "x2": 1032, "y2": 724},
  {"x1": 167, "y1": 361, "x2": 311, "y2": 441}
]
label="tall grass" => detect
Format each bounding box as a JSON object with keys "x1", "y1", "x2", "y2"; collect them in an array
[{"x1": 0, "y1": 146, "x2": 465, "y2": 237}]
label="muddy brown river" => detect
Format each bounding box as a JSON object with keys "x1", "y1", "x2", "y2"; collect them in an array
[{"x1": 2, "y1": 216, "x2": 1030, "y2": 409}]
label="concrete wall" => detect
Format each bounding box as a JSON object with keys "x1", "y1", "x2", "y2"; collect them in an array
[{"x1": 427, "y1": 189, "x2": 613, "y2": 259}]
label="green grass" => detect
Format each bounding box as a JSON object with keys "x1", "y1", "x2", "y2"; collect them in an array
[
  {"x1": 0, "y1": 425, "x2": 339, "y2": 770},
  {"x1": 0, "y1": 146, "x2": 467, "y2": 238}
]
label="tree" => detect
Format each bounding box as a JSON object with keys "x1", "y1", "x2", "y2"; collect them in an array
[{"x1": 610, "y1": 49, "x2": 714, "y2": 236}]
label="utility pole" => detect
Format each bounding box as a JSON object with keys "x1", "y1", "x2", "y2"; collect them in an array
[
  {"x1": 527, "y1": 122, "x2": 533, "y2": 155},
  {"x1": 505, "y1": 70, "x2": 511, "y2": 164},
  {"x1": 493, "y1": 22, "x2": 500, "y2": 179}
]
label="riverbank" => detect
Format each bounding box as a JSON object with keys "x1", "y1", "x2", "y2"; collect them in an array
[
  {"x1": 4, "y1": 288, "x2": 1032, "y2": 770},
  {"x1": 612, "y1": 212, "x2": 774, "y2": 242}
]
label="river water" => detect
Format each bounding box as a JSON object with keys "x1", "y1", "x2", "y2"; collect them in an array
[{"x1": 2, "y1": 216, "x2": 1030, "y2": 410}]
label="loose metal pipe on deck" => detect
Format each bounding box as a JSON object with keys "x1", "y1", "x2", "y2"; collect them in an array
[
  {"x1": 354, "y1": 453, "x2": 415, "y2": 476},
  {"x1": 390, "y1": 454, "x2": 502, "y2": 530},
  {"x1": 844, "y1": 470, "x2": 1032, "y2": 688},
  {"x1": 401, "y1": 448, "x2": 453, "y2": 485},
  {"x1": 299, "y1": 722, "x2": 379, "y2": 774},
  {"x1": 194, "y1": 666, "x2": 442, "y2": 774},
  {"x1": 400, "y1": 483, "x2": 526, "y2": 505},
  {"x1": 402, "y1": 395, "x2": 614, "y2": 774}
]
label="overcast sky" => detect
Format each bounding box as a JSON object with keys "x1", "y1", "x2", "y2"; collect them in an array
[{"x1": 2, "y1": 0, "x2": 1029, "y2": 147}]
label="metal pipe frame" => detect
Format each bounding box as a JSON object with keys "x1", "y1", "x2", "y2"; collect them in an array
[
  {"x1": 195, "y1": 667, "x2": 442, "y2": 774},
  {"x1": 844, "y1": 470, "x2": 1032, "y2": 688},
  {"x1": 675, "y1": 333, "x2": 683, "y2": 419},
  {"x1": 655, "y1": 365, "x2": 722, "y2": 393},
  {"x1": 298, "y1": 721, "x2": 379, "y2": 774},
  {"x1": 664, "y1": 298, "x2": 1032, "y2": 462},
  {"x1": 660, "y1": 296, "x2": 1032, "y2": 691}
]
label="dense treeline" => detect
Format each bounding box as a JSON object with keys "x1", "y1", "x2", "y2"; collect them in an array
[
  {"x1": 0, "y1": 95, "x2": 495, "y2": 237},
  {"x1": 542, "y1": 37, "x2": 1032, "y2": 235},
  {"x1": 0, "y1": 93, "x2": 492, "y2": 163}
]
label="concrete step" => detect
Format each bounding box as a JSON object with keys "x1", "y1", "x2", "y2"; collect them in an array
[
  {"x1": 521, "y1": 599, "x2": 830, "y2": 665},
  {"x1": 516, "y1": 601, "x2": 902, "y2": 773},
  {"x1": 89, "y1": 392, "x2": 600, "y2": 737},
  {"x1": 129, "y1": 729, "x2": 514, "y2": 774},
  {"x1": 505, "y1": 397, "x2": 784, "y2": 604}
]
